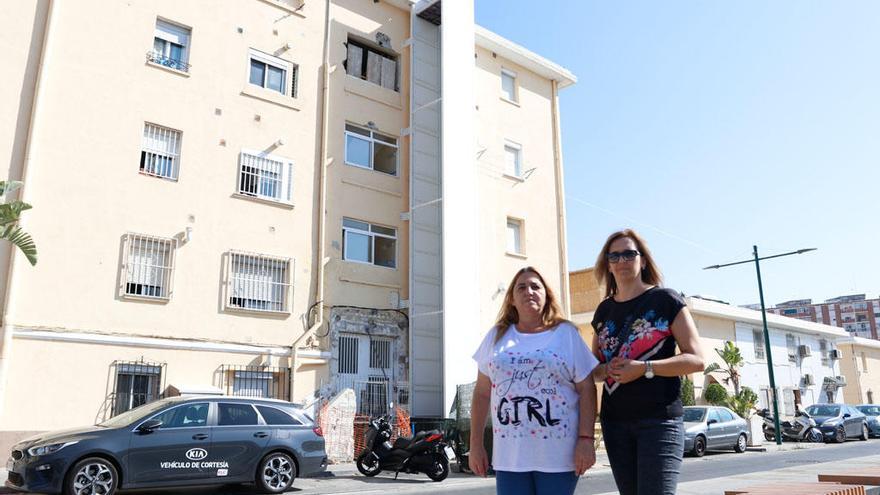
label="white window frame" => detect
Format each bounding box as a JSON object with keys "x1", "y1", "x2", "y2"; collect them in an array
[
  {"x1": 224, "y1": 251, "x2": 292, "y2": 314},
  {"x1": 506, "y1": 217, "x2": 525, "y2": 256},
  {"x1": 344, "y1": 123, "x2": 399, "y2": 176},
  {"x1": 151, "y1": 19, "x2": 191, "y2": 72},
  {"x1": 121, "y1": 233, "x2": 177, "y2": 301},
  {"x1": 237, "y1": 148, "x2": 294, "y2": 205},
  {"x1": 752, "y1": 329, "x2": 766, "y2": 360},
  {"x1": 503, "y1": 140, "x2": 523, "y2": 178},
  {"x1": 248, "y1": 48, "x2": 297, "y2": 97},
  {"x1": 501, "y1": 68, "x2": 518, "y2": 103},
  {"x1": 786, "y1": 334, "x2": 798, "y2": 363},
  {"x1": 342, "y1": 218, "x2": 397, "y2": 269},
  {"x1": 140, "y1": 122, "x2": 182, "y2": 181}
]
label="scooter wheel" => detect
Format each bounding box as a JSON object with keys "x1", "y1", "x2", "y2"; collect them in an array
[
  {"x1": 356, "y1": 452, "x2": 382, "y2": 477},
  {"x1": 427, "y1": 457, "x2": 449, "y2": 482}
]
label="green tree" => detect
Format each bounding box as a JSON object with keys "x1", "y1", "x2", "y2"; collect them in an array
[
  {"x1": 704, "y1": 383, "x2": 728, "y2": 405},
  {"x1": 0, "y1": 181, "x2": 37, "y2": 265},
  {"x1": 703, "y1": 340, "x2": 744, "y2": 395},
  {"x1": 727, "y1": 386, "x2": 759, "y2": 419},
  {"x1": 681, "y1": 377, "x2": 696, "y2": 406}
]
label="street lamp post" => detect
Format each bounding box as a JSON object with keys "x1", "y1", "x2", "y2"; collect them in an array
[{"x1": 704, "y1": 245, "x2": 816, "y2": 446}]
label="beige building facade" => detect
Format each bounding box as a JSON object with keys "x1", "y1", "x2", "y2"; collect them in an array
[
  {"x1": 837, "y1": 337, "x2": 880, "y2": 405},
  {"x1": 0, "y1": 0, "x2": 575, "y2": 454}
]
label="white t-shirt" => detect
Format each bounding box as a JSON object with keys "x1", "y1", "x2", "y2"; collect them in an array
[{"x1": 472, "y1": 322, "x2": 599, "y2": 473}]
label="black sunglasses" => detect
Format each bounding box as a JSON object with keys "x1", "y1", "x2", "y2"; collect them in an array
[{"x1": 606, "y1": 249, "x2": 640, "y2": 263}]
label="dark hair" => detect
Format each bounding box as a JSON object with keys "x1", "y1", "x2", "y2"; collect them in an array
[
  {"x1": 595, "y1": 229, "x2": 663, "y2": 299},
  {"x1": 493, "y1": 266, "x2": 567, "y2": 343}
]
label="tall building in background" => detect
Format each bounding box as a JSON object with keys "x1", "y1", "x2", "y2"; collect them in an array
[
  {"x1": 0, "y1": 0, "x2": 575, "y2": 455},
  {"x1": 753, "y1": 294, "x2": 880, "y2": 340}
]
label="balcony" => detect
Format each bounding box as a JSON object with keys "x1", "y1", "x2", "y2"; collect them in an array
[{"x1": 146, "y1": 51, "x2": 191, "y2": 73}]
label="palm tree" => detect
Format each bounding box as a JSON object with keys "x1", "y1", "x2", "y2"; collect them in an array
[
  {"x1": 0, "y1": 181, "x2": 37, "y2": 265},
  {"x1": 703, "y1": 340, "x2": 743, "y2": 395}
]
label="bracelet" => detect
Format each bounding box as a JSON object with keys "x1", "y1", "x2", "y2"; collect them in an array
[{"x1": 578, "y1": 434, "x2": 595, "y2": 440}]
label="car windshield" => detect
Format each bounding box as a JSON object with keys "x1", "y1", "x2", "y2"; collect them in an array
[
  {"x1": 806, "y1": 405, "x2": 840, "y2": 417},
  {"x1": 856, "y1": 405, "x2": 880, "y2": 416},
  {"x1": 98, "y1": 399, "x2": 178, "y2": 428},
  {"x1": 683, "y1": 408, "x2": 707, "y2": 422}
]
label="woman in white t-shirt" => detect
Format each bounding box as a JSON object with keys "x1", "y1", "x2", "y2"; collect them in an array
[{"x1": 470, "y1": 266, "x2": 599, "y2": 495}]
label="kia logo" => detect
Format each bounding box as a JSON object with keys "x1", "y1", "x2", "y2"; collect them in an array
[{"x1": 186, "y1": 448, "x2": 208, "y2": 461}]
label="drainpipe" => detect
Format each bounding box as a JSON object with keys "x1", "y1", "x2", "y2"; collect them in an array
[
  {"x1": 0, "y1": 0, "x2": 56, "y2": 418},
  {"x1": 550, "y1": 79, "x2": 570, "y2": 317},
  {"x1": 290, "y1": 0, "x2": 331, "y2": 404}
]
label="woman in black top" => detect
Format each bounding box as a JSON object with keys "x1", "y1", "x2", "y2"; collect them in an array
[{"x1": 591, "y1": 229, "x2": 704, "y2": 495}]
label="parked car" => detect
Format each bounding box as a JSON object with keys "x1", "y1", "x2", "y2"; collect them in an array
[
  {"x1": 683, "y1": 406, "x2": 750, "y2": 457},
  {"x1": 6, "y1": 396, "x2": 327, "y2": 495},
  {"x1": 854, "y1": 404, "x2": 880, "y2": 438},
  {"x1": 805, "y1": 403, "x2": 869, "y2": 443}
]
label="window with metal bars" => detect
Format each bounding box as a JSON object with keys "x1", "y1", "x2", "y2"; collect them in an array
[
  {"x1": 113, "y1": 361, "x2": 164, "y2": 416},
  {"x1": 122, "y1": 233, "x2": 176, "y2": 300},
  {"x1": 338, "y1": 335, "x2": 359, "y2": 374},
  {"x1": 218, "y1": 365, "x2": 290, "y2": 400},
  {"x1": 148, "y1": 19, "x2": 191, "y2": 72},
  {"x1": 140, "y1": 123, "x2": 181, "y2": 180},
  {"x1": 225, "y1": 251, "x2": 291, "y2": 313},
  {"x1": 238, "y1": 150, "x2": 293, "y2": 204},
  {"x1": 370, "y1": 338, "x2": 391, "y2": 369}
]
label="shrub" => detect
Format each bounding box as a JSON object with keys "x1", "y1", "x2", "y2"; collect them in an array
[
  {"x1": 681, "y1": 377, "x2": 696, "y2": 406},
  {"x1": 704, "y1": 383, "x2": 728, "y2": 405}
]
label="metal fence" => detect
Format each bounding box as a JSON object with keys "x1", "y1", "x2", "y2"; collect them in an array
[
  {"x1": 111, "y1": 360, "x2": 166, "y2": 416},
  {"x1": 218, "y1": 365, "x2": 291, "y2": 401}
]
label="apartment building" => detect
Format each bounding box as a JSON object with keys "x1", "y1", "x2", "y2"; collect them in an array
[
  {"x1": 838, "y1": 337, "x2": 880, "y2": 405},
  {"x1": 759, "y1": 294, "x2": 880, "y2": 339},
  {"x1": 0, "y1": 0, "x2": 575, "y2": 453}
]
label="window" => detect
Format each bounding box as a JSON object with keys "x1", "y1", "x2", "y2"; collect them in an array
[
  {"x1": 820, "y1": 339, "x2": 829, "y2": 366},
  {"x1": 149, "y1": 402, "x2": 209, "y2": 429},
  {"x1": 507, "y1": 217, "x2": 524, "y2": 255},
  {"x1": 504, "y1": 141, "x2": 523, "y2": 178},
  {"x1": 338, "y1": 335, "x2": 359, "y2": 374},
  {"x1": 345, "y1": 38, "x2": 398, "y2": 91},
  {"x1": 501, "y1": 69, "x2": 518, "y2": 102},
  {"x1": 225, "y1": 252, "x2": 291, "y2": 313},
  {"x1": 862, "y1": 352, "x2": 869, "y2": 372},
  {"x1": 707, "y1": 408, "x2": 721, "y2": 424},
  {"x1": 344, "y1": 124, "x2": 398, "y2": 175},
  {"x1": 342, "y1": 218, "x2": 397, "y2": 268},
  {"x1": 256, "y1": 405, "x2": 301, "y2": 425},
  {"x1": 752, "y1": 329, "x2": 765, "y2": 360},
  {"x1": 122, "y1": 234, "x2": 176, "y2": 300},
  {"x1": 370, "y1": 338, "x2": 392, "y2": 369},
  {"x1": 218, "y1": 403, "x2": 259, "y2": 426},
  {"x1": 232, "y1": 370, "x2": 274, "y2": 397},
  {"x1": 149, "y1": 19, "x2": 191, "y2": 72},
  {"x1": 113, "y1": 361, "x2": 163, "y2": 416},
  {"x1": 140, "y1": 123, "x2": 182, "y2": 180},
  {"x1": 248, "y1": 49, "x2": 298, "y2": 97},
  {"x1": 786, "y1": 334, "x2": 798, "y2": 363},
  {"x1": 719, "y1": 408, "x2": 736, "y2": 422},
  {"x1": 238, "y1": 150, "x2": 293, "y2": 204}
]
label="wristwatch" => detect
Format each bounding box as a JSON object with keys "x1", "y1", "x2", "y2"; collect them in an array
[{"x1": 644, "y1": 361, "x2": 655, "y2": 379}]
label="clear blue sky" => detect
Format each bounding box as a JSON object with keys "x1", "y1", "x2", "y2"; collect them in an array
[{"x1": 475, "y1": 1, "x2": 880, "y2": 307}]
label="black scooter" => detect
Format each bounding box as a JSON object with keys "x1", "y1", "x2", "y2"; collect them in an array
[{"x1": 356, "y1": 416, "x2": 450, "y2": 481}]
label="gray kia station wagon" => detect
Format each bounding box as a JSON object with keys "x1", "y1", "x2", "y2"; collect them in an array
[{"x1": 5, "y1": 396, "x2": 327, "y2": 495}]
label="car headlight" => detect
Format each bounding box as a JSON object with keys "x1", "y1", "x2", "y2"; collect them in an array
[
  {"x1": 27, "y1": 441, "x2": 78, "y2": 456},
  {"x1": 822, "y1": 420, "x2": 840, "y2": 427}
]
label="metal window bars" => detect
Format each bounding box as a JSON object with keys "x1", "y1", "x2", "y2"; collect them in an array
[
  {"x1": 218, "y1": 364, "x2": 290, "y2": 400},
  {"x1": 238, "y1": 152, "x2": 290, "y2": 202},
  {"x1": 122, "y1": 233, "x2": 176, "y2": 300},
  {"x1": 111, "y1": 360, "x2": 165, "y2": 416},
  {"x1": 146, "y1": 50, "x2": 191, "y2": 73},
  {"x1": 226, "y1": 251, "x2": 292, "y2": 313},
  {"x1": 140, "y1": 123, "x2": 182, "y2": 180}
]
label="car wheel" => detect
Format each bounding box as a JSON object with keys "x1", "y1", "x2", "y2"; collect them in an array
[
  {"x1": 860, "y1": 424, "x2": 869, "y2": 441},
  {"x1": 256, "y1": 452, "x2": 296, "y2": 494},
  {"x1": 426, "y1": 456, "x2": 449, "y2": 482},
  {"x1": 734, "y1": 433, "x2": 747, "y2": 453},
  {"x1": 356, "y1": 452, "x2": 382, "y2": 477},
  {"x1": 692, "y1": 435, "x2": 706, "y2": 457},
  {"x1": 64, "y1": 457, "x2": 118, "y2": 495},
  {"x1": 834, "y1": 426, "x2": 846, "y2": 443}
]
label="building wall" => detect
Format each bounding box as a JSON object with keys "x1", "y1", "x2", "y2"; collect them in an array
[
  {"x1": 570, "y1": 267, "x2": 603, "y2": 316},
  {"x1": 839, "y1": 339, "x2": 880, "y2": 404},
  {"x1": 688, "y1": 313, "x2": 735, "y2": 401}
]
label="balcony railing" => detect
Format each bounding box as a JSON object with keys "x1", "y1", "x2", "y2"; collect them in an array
[{"x1": 146, "y1": 51, "x2": 191, "y2": 73}]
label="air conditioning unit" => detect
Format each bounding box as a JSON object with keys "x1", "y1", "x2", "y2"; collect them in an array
[
  {"x1": 829, "y1": 349, "x2": 842, "y2": 360},
  {"x1": 836, "y1": 375, "x2": 847, "y2": 386},
  {"x1": 803, "y1": 374, "x2": 815, "y2": 386},
  {"x1": 798, "y1": 345, "x2": 812, "y2": 357}
]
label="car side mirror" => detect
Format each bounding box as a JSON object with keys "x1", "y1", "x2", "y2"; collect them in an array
[
  {"x1": 843, "y1": 413, "x2": 851, "y2": 418},
  {"x1": 137, "y1": 419, "x2": 163, "y2": 433},
  {"x1": 707, "y1": 419, "x2": 718, "y2": 425}
]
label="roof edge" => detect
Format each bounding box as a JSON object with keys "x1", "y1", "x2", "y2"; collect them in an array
[{"x1": 474, "y1": 25, "x2": 577, "y2": 88}]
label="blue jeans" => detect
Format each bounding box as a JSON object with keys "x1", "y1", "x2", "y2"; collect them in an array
[
  {"x1": 495, "y1": 470, "x2": 579, "y2": 495},
  {"x1": 601, "y1": 417, "x2": 684, "y2": 495}
]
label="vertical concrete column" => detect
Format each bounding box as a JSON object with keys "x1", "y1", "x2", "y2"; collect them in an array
[{"x1": 440, "y1": 0, "x2": 480, "y2": 416}]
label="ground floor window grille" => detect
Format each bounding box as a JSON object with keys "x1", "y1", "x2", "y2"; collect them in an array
[
  {"x1": 225, "y1": 251, "x2": 291, "y2": 313},
  {"x1": 113, "y1": 361, "x2": 165, "y2": 416},
  {"x1": 219, "y1": 365, "x2": 290, "y2": 400},
  {"x1": 122, "y1": 233, "x2": 176, "y2": 300}
]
